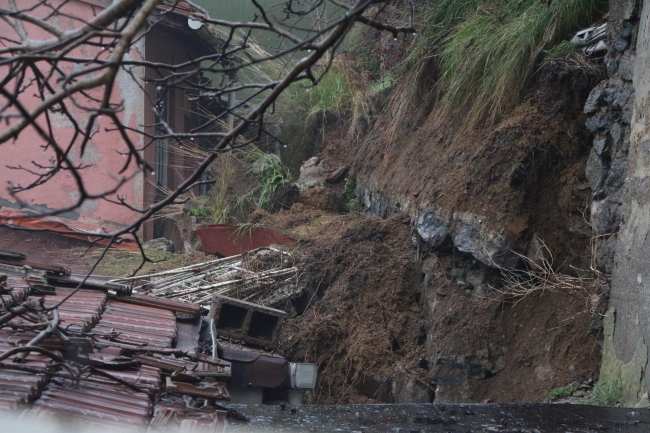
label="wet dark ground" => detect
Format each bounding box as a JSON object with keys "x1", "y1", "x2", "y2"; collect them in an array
[{"x1": 227, "y1": 403, "x2": 650, "y2": 432}]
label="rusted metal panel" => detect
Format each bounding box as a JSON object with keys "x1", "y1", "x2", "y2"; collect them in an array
[
  {"x1": 41, "y1": 287, "x2": 106, "y2": 332},
  {"x1": 91, "y1": 365, "x2": 162, "y2": 391},
  {"x1": 0, "y1": 258, "x2": 70, "y2": 276},
  {"x1": 45, "y1": 275, "x2": 131, "y2": 295},
  {"x1": 197, "y1": 225, "x2": 296, "y2": 257},
  {"x1": 0, "y1": 370, "x2": 48, "y2": 411},
  {"x1": 134, "y1": 354, "x2": 197, "y2": 373},
  {"x1": 30, "y1": 378, "x2": 153, "y2": 425},
  {"x1": 0, "y1": 329, "x2": 62, "y2": 369},
  {"x1": 150, "y1": 404, "x2": 227, "y2": 432},
  {"x1": 92, "y1": 301, "x2": 178, "y2": 348}
]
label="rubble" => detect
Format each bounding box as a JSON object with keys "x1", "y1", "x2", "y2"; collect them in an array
[
  {"x1": 114, "y1": 247, "x2": 300, "y2": 309},
  {"x1": 0, "y1": 249, "x2": 231, "y2": 430},
  {"x1": 0, "y1": 242, "x2": 318, "y2": 428}
]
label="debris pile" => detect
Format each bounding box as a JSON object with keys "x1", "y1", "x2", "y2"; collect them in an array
[
  {"x1": 115, "y1": 247, "x2": 299, "y2": 308},
  {"x1": 0, "y1": 239, "x2": 319, "y2": 426},
  {"x1": 0, "y1": 252, "x2": 232, "y2": 431}
]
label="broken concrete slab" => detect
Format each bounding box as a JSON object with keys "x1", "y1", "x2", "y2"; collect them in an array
[{"x1": 208, "y1": 295, "x2": 287, "y2": 347}]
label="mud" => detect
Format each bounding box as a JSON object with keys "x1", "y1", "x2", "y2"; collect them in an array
[{"x1": 254, "y1": 200, "x2": 601, "y2": 405}]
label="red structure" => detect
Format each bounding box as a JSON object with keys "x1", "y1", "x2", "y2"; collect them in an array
[{"x1": 197, "y1": 225, "x2": 297, "y2": 257}]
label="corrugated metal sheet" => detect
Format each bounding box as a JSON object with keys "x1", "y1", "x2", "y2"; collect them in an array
[
  {"x1": 114, "y1": 294, "x2": 201, "y2": 319},
  {"x1": 0, "y1": 322, "x2": 57, "y2": 411},
  {"x1": 165, "y1": 377, "x2": 230, "y2": 400},
  {"x1": 92, "y1": 365, "x2": 162, "y2": 391},
  {"x1": 0, "y1": 247, "x2": 235, "y2": 431},
  {"x1": 30, "y1": 374, "x2": 154, "y2": 426},
  {"x1": 0, "y1": 370, "x2": 48, "y2": 411},
  {"x1": 197, "y1": 225, "x2": 296, "y2": 257},
  {"x1": 3, "y1": 276, "x2": 29, "y2": 302},
  {"x1": 0, "y1": 329, "x2": 62, "y2": 369},
  {"x1": 42, "y1": 288, "x2": 106, "y2": 332},
  {"x1": 93, "y1": 301, "x2": 177, "y2": 348},
  {"x1": 134, "y1": 353, "x2": 197, "y2": 373}
]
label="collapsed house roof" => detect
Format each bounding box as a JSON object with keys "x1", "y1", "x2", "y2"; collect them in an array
[
  {"x1": 0, "y1": 256, "x2": 231, "y2": 431},
  {"x1": 0, "y1": 229, "x2": 317, "y2": 428}
]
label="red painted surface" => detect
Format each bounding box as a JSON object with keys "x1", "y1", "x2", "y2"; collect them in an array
[
  {"x1": 197, "y1": 225, "x2": 297, "y2": 257},
  {"x1": 0, "y1": 0, "x2": 146, "y2": 231}
]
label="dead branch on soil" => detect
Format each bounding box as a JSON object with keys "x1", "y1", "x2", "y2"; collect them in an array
[{"x1": 488, "y1": 241, "x2": 604, "y2": 315}]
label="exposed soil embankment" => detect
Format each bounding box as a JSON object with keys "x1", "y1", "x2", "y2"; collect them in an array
[
  {"x1": 260, "y1": 63, "x2": 605, "y2": 403},
  {"x1": 255, "y1": 209, "x2": 428, "y2": 404},
  {"x1": 330, "y1": 63, "x2": 603, "y2": 269},
  {"x1": 256, "y1": 203, "x2": 600, "y2": 404}
]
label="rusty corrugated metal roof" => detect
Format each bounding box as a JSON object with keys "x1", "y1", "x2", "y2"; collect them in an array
[
  {"x1": 0, "y1": 370, "x2": 48, "y2": 411},
  {"x1": 30, "y1": 375, "x2": 153, "y2": 426},
  {"x1": 92, "y1": 301, "x2": 177, "y2": 348},
  {"x1": 114, "y1": 293, "x2": 201, "y2": 319},
  {"x1": 0, "y1": 329, "x2": 62, "y2": 369},
  {"x1": 42, "y1": 287, "x2": 106, "y2": 332},
  {"x1": 0, "y1": 246, "x2": 232, "y2": 431},
  {"x1": 150, "y1": 403, "x2": 228, "y2": 432}
]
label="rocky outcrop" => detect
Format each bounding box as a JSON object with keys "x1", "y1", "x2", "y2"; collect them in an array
[
  {"x1": 360, "y1": 186, "x2": 520, "y2": 270},
  {"x1": 593, "y1": 0, "x2": 650, "y2": 408},
  {"x1": 584, "y1": 14, "x2": 636, "y2": 273}
]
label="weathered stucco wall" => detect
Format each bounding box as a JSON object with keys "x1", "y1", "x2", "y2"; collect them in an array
[
  {"x1": 0, "y1": 0, "x2": 145, "y2": 231},
  {"x1": 599, "y1": 0, "x2": 650, "y2": 406}
]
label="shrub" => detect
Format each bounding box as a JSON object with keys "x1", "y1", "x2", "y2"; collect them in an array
[
  {"x1": 586, "y1": 379, "x2": 623, "y2": 406},
  {"x1": 544, "y1": 382, "x2": 579, "y2": 402}
]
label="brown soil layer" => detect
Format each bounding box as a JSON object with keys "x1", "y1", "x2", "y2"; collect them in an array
[
  {"x1": 326, "y1": 62, "x2": 602, "y2": 270},
  {"x1": 256, "y1": 204, "x2": 601, "y2": 404},
  {"x1": 421, "y1": 254, "x2": 601, "y2": 403},
  {"x1": 256, "y1": 62, "x2": 605, "y2": 404}
]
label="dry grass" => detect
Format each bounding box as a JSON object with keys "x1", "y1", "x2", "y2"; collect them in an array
[
  {"x1": 489, "y1": 241, "x2": 605, "y2": 323},
  {"x1": 68, "y1": 247, "x2": 197, "y2": 278}
]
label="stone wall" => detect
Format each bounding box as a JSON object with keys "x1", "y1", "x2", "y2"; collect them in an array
[
  {"x1": 585, "y1": 1, "x2": 638, "y2": 275},
  {"x1": 597, "y1": 0, "x2": 650, "y2": 407}
]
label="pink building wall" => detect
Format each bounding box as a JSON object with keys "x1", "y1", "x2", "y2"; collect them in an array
[{"x1": 0, "y1": 0, "x2": 146, "y2": 232}]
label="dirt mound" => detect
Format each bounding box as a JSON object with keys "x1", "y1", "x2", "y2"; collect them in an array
[
  {"x1": 256, "y1": 61, "x2": 606, "y2": 404},
  {"x1": 257, "y1": 210, "x2": 428, "y2": 403}
]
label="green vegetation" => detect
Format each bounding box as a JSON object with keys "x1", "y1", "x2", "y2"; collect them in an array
[
  {"x1": 544, "y1": 382, "x2": 579, "y2": 402},
  {"x1": 342, "y1": 176, "x2": 360, "y2": 212},
  {"x1": 282, "y1": 66, "x2": 360, "y2": 126},
  {"x1": 544, "y1": 40, "x2": 579, "y2": 61},
  {"x1": 159, "y1": 144, "x2": 291, "y2": 225},
  {"x1": 438, "y1": 0, "x2": 605, "y2": 126},
  {"x1": 540, "y1": 40, "x2": 601, "y2": 73},
  {"x1": 586, "y1": 379, "x2": 623, "y2": 406},
  {"x1": 275, "y1": 63, "x2": 369, "y2": 166},
  {"x1": 354, "y1": 0, "x2": 607, "y2": 141},
  {"x1": 244, "y1": 150, "x2": 291, "y2": 211}
]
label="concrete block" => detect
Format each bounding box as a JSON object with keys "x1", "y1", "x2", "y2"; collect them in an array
[{"x1": 209, "y1": 294, "x2": 287, "y2": 347}]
